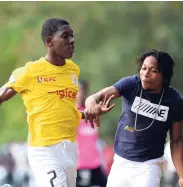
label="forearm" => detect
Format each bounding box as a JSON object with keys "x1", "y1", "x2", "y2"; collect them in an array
[
  {"x1": 0, "y1": 85, "x2": 6, "y2": 105},
  {"x1": 171, "y1": 140, "x2": 183, "y2": 178},
  {"x1": 0, "y1": 85, "x2": 16, "y2": 104},
  {"x1": 85, "y1": 86, "x2": 120, "y2": 108},
  {"x1": 85, "y1": 93, "x2": 102, "y2": 107}
]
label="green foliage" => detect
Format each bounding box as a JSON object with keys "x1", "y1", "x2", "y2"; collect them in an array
[{"x1": 0, "y1": 2, "x2": 183, "y2": 143}]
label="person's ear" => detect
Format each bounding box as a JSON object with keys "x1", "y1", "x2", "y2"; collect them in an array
[{"x1": 45, "y1": 36, "x2": 53, "y2": 47}]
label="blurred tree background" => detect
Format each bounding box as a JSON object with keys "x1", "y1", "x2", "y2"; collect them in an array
[{"x1": 0, "y1": 1, "x2": 183, "y2": 143}]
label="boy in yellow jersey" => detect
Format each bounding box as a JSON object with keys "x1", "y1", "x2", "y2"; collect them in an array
[{"x1": 0, "y1": 18, "x2": 114, "y2": 187}]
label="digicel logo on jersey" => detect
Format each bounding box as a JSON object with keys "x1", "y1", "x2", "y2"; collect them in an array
[{"x1": 48, "y1": 88, "x2": 77, "y2": 99}]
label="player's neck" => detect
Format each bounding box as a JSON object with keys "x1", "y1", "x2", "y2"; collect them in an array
[
  {"x1": 145, "y1": 87, "x2": 163, "y2": 94},
  {"x1": 45, "y1": 53, "x2": 66, "y2": 66}
]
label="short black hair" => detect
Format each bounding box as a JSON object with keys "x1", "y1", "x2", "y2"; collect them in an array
[
  {"x1": 136, "y1": 49, "x2": 175, "y2": 86},
  {"x1": 41, "y1": 18, "x2": 69, "y2": 43}
]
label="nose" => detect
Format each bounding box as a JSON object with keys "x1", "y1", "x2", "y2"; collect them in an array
[
  {"x1": 69, "y1": 36, "x2": 74, "y2": 44},
  {"x1": 144, "y1": 69, "x2": 150, "y2": 77}
]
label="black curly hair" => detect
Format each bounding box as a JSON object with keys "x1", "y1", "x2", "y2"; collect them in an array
[
  {"x1": 136, "y1": 49, "x2": 175, "y2": 86},
  {"x1": 41, "y1": 18, "x2": 69, "y2": 43}
]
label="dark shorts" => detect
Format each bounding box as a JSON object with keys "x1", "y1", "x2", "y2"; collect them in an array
[{"x1": 76, "y1": 166, "x2": 107, "y2": 187}]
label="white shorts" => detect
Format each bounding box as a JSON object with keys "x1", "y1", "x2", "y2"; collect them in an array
[
  {"x1": 107, "y1": 154, "x2": 163, "y2": 187},
  {"x1": 28, "y1": 141, "x2": 77, "y2": 187}
]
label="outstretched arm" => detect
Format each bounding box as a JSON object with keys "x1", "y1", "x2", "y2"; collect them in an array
[
  {"x1": 170, "y1": 121, "x2": 183, "y2": 187},
  {"x1": 0, "y1": 85, "x2": 17, "y2": 105},
  {"x1": 85, "y1": 86, "x2": 120, "y2": 107},
  {"x1": 84, "y1": 86, "x2": 120, "y2": 127}
]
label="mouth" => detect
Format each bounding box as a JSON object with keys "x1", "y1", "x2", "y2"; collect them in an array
[
  {"x1": 68, "y1": 45, "x2": 75, "y2": 52},
  {"x1": 142, "y1": 80, "x2": 151, "y2": 85}
]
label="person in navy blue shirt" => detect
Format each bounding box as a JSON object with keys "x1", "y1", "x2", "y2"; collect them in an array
[{"x1": 84, "y1": 49, "x2": 183, "y2": 187}]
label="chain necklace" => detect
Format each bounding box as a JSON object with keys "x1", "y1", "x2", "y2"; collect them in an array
[{"x1": 134, "y1": 88, "x2": 164, "y2": 132}]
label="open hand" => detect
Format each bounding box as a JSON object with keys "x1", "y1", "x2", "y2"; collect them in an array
[{"x1": 84, "y1": 94, "x2": 115, "y2": 128}]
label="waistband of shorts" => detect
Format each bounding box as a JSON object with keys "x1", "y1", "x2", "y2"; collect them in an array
[{"x1": 114, "y1": 153, "x2": 164, "y2": 165}]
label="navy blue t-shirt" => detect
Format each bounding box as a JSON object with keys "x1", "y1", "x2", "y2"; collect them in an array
[{"x1": 113, "y1": 75, "x2": 183, "y2": 162}]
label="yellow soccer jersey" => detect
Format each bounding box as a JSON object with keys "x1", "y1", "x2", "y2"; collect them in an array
[{"x1": 6, "y1": 57, "x2": 81, "y2": 146}]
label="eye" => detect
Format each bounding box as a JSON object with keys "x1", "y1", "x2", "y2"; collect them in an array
[
  {"x1": 141, "y1": 67, "x2": 146, "y2": 71},
  {"x1": 151, "y1": 68, "x2": 159, "y2": 73}
]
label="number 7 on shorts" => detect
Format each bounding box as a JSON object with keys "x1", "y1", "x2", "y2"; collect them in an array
[{"x1": 47, "y1": 170, "x2": 57, "y2": 187}]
